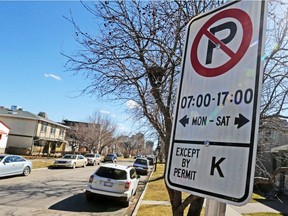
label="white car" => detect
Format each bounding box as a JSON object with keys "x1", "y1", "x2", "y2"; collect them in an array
[
  {"x1": 54, "y1": 154, "x2": 87, "y2": 169},
  {"x1": 0, "y1": 154, "x2": 32, "y2": 177},
  {"x1": 86, "y1": 163, "x2": 140, "y2": 206},
  {"x1": 84, "y1": 153, "x2": 101, "y2": 166}
]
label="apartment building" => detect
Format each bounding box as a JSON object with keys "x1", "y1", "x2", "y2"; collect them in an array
[{"x1": 0, "y1": 106, "x2": 69, "y2": 156}]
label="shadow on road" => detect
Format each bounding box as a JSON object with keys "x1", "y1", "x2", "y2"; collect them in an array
[
  {"x1": 255, "y1": 193, "x2": 288, "y2": 215},
  {"x1": 49, "y1": 192, "x2": 125, "y2": 213}
]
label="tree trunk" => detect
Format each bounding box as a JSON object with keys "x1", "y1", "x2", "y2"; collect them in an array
[
  {"x1": 166, "y1": 186, "x2": 184, "y2": 216},
  {"x1": 187, "y1": 197, "x2": 204, "y2": 216}
]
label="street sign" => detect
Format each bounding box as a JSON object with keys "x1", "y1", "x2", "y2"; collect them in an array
[{"x1": 165, "y1": 0, "x2": 267, "y2": 206}]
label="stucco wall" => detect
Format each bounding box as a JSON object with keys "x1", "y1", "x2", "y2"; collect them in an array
[
  {"x1": 0, "y1": 116, "x2": 37, "y2": 149},
  {"x1": 0, "y1": 121, "x2": 10, "y2": 152}
]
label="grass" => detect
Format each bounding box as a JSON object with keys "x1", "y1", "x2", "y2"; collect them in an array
[
  {"x1": 31, "y1": 160, "x2": 54, "y2": 169},
  {"x1": 243, "y1": 214, "x2": 286, "y2": 216},
  {"x1": 139, "y1": 164, "x2": 278, "y2": 216},
  {"x1": 250, "y1": 193, "x2": 266, "y2": 203},
  {"x1": 137, "y1": 205, "x2": 173, "y2": 216},
  {"x1": 143, "y1": 164, "x2": 169, "y2": 201},
  {"x1": 138, "y1": 164, "x2": 205, "y2": 215}
]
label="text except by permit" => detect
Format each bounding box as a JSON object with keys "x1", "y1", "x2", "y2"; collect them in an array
[{"x1": 175, "y1": 147, "x2": 200, "y2": 158}]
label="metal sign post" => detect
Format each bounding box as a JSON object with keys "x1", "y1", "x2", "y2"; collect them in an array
[{"x1": 205, "y1": 199, "x2": 226, "y2": 216}]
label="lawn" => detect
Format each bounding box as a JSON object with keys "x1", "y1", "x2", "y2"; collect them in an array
[
  {"x1": 138, "y1": 163, "x2": 276, "y2": 216},
  {"x1": 138, "y1": 164, "x2": 204, "y2": 215}
]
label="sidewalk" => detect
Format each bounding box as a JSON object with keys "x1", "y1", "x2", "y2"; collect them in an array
[{"x1": 135, "y1": 197, "x2": 286, "y2": 215}]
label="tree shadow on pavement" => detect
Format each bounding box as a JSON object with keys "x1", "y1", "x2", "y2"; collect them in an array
[
  {"x1": 255, "y1": 193, "x2": 288, "y2": 215},
  {"x1": 49, "y1": 192, "x2": 125, "y2": 213}
]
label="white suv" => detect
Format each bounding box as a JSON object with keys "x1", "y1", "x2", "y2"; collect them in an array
[{"x1": 86, "y1": 163, "x2": 140, "y2": 207}]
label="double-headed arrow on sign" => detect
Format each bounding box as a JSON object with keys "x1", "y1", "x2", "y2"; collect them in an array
[{"x1": 179, "y1": 114, "x2": 249, "y2": 128}]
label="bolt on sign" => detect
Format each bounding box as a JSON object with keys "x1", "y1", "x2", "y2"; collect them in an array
[{"x1": 165, "y1": 0, "x2": 267, "y2": 206}]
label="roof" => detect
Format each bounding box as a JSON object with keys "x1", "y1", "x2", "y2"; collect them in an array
[
  {"x1": 271, "y1": 145, "x2": 288, "y2": 153},
  {"x1": 0, "y1": 130, "x2": 7, "y2": 134},
  {"x1": 100, "y1": 163, "x2": 131, "y2": 170},
  {"x1": 0, "y1": 107, "x2": 69, "y2": 129}
]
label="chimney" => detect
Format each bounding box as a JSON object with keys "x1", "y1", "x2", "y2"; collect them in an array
[{"x1": 38, "y1": 112, "x2": 48, "y2": 119}]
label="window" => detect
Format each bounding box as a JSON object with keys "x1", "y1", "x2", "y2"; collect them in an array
[
  {"x1": 59, "y1": 129, "x2": 65, "y2": 136},
  {"x1": 130, "y1": 168, "x2": 136, "y2": 179},
  {"x1": 14, "y1": 156, "x2": 25, "y2": 162},
  {"x1": 135, "y1": 159, "x2": 148, "y2": 165},
  {"x1": 50, "y1": 127, "x2": 56, "y2": 134},
  {"x1": 40, "y1": 123, "x2": 47, "y2": 132},
  {"x1": 4, "y1": 156, "x2": 13, "y2": 163},
  {"x1": 96, "y1": 167, "x2": 127, "y2": 180}
]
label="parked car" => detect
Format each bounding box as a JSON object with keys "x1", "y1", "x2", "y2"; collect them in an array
[
  {"x1": 133, "y1": 157, "x2": 150, "y2": 175},
  {"x1": 53, "y1": 154, "x2": 87, "y2": 169},
  {"x1": 86, "y1": 163, "x2": 140, "y2": 206},
  {"x1": 84, "y1": 153, "x2": 101, "y2": 166},
  {"x1": 133, "y1": 154, "x2": 143, "y2": 159},
  {"x1": 103, "y1": 153, "x2": 117, "y2": 163},
  {"x1": 0, "y1": 154, "x2": 32, "y2": 177},
  {"x1": 146, "y1": 156, "x2": 156, "y2": 167}
]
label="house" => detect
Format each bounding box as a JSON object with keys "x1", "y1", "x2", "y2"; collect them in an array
[
  {"x1": 0, "y1": 106, "x2": 69, "y2": 156},
  {"x1": 256, "y1": 117, "x2": 288, "y2": 194},
  {"x1": 0, "y1": 120, "x2": 10, "y2": 153}
]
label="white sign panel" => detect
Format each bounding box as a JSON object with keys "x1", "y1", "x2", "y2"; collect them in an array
[{"x1": 166, "y1": 0, "x2": 267, "y2": 206}]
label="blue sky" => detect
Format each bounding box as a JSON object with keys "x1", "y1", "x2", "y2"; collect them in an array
[{"x1": 0, "y1": 1, "x2": 138, "y2": 135}]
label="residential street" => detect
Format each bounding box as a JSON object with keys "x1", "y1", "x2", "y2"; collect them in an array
[{"x1": 0, "y1": 160, "x2": 146, "y2": 216}]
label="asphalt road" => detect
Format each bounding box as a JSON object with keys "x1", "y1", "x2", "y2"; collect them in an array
[{"x1": 0, "y1": 160, "x2": 145, "y2": 216}]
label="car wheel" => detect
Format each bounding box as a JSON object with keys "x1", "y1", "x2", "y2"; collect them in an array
[
  {"x1": 22, "y1": 166, "x2": 31, "y2": 176},
  {"x1": 85, "y1": 191, "x2": 94, "y2": 202},
  {"x1": 72, "y1": 163, "x2": 76, "y2": 169},
  {"x1": 122, "y1": 199, "x2": 130, "y2": 207}
]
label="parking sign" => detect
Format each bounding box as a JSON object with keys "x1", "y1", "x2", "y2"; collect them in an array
[{"x1": 165, "y1": 0, "x2": 267, "y2": 205}]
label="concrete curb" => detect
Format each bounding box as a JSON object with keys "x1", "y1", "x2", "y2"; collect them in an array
[{"x1": 131, "y1": 170, "x2": 154, "y2": 216}]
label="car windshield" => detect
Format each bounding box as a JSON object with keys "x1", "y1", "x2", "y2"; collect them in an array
[
  {"x1": 85, "y1": 154, "x2": 94, "y2": 158},
  {"x1": 96, "y1": 167, "x2": 127, "y2": 180},
  {"x1": 106, "y1": 154, "x2": 114, "y2": 157},
  {"x1": 135, "y1": 159, "x2": 147, "y2": 165},
  {"x1": 63, "y1": 155, "x2": 76, "y2": 159}
]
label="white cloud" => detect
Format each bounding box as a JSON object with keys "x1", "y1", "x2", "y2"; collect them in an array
[
  {"x1": 117, "y1": 123, "x2": 129, "y2": 133},
  {"x1": 44, "y1": 73, "x2": 62, "y2": 81},
  {"x1": 126, "y1": 100, "x2": 139, "y2": 109},
  {"x1": 100, "y1": 110, "x2": 110, "y2": 115}
]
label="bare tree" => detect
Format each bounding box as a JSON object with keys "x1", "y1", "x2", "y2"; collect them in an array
[
  {"x1": 64, "y1": 0, "x2": 288, "y2": 215},
  {"x1": 86, "y1": 112, "x2": 117, "y2": 154},
  {"x1": 66, "y1": 112, "x2": 117, "y2": 154},
  {"x1": 254, "y1": 1, "x2": 288, "y2": 193}
]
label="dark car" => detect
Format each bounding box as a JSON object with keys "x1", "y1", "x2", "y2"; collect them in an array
[
  {"x1": 103, "y1": 153, "x2": 117, "y2": 163},
  {"x1": 147, "y1": 156, "x2": 156, "y2": 166},
  {"x1": 133, "y1": 158, "x2": 149, "y2": 175}
]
